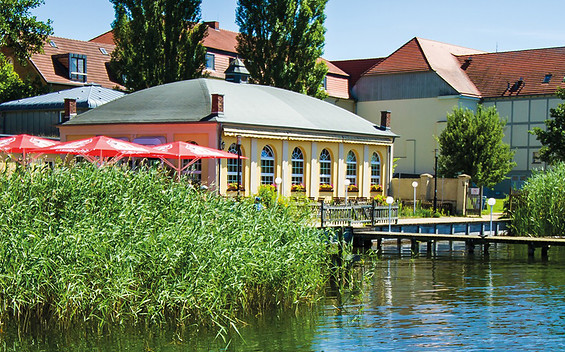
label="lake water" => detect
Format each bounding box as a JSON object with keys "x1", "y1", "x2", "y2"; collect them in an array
[{"x1": 4, "y1": 241, "x2": 565, "y2": 351}]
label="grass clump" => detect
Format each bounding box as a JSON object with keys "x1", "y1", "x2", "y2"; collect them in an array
[
  {"x1": 510, "y1": 162, "x2": 565, "y2": 237},
  {"x1": 0, "y1": 163, "x2": 330, "y2": 329}
]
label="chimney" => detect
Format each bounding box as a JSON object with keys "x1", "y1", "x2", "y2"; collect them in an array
[
  {"x1": 211, "y1": 94, "x2": 224, "y2": 115},
  {"x1": 63, "y1": 98, "x2": 77, "y2": 122},
  {"x1": 380, "y1": 110, "x2": 391, "y2": 130},
  {"x1": 205, "y1": 21, "x2": 219, "y2": 30}
]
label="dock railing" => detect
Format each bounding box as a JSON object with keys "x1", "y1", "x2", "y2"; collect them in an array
[{"x1": 317, "y1": 200, "x2": 399, "y2": 227}]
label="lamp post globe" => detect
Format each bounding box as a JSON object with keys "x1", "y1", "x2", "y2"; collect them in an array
[{"x1": 275, "y1": 177, "x2": 282, "y2": 200}]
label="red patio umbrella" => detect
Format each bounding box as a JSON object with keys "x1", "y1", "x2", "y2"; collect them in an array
[
  {"x1": 29, "y1": 136, "x2": 175, "y2": 164},
  {"x1": 0, "y1": 134, "x2": 60, "y2": 164},
  {"x1": 153, "y1": 141, "x2": 240, "y2": 181}
]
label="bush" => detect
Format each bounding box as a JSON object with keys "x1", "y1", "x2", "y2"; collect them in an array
[{"x1": 510, "y1": 162, "x2": 565, "y2": 237}]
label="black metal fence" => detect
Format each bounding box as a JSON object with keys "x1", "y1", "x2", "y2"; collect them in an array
[{"x1": 316, "y1": 201, "x2": 399, "y2": 227}]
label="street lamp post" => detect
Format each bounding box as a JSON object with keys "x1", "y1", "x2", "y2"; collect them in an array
[
  {"x1": 488, "y1": 198, "x2": 496, "y2": 236},
  {"x1": 433, "y1": 149, "x2": 438, "y2": 214},
  {"x1": 412, "y1": 181, "x2": 418, "y2": 215},
  {"x1": 275, "y1": 177, "x2": 282, "y2": 202},
  {"x1": 386, "y1": 196, "x2": 394, "y2": 232},
  {"x1": 236, "y1": 135, "x2": 242, "y2": 198},
  {"x1": 344, "y1": 179, "x2": 351, "y2": 205}
]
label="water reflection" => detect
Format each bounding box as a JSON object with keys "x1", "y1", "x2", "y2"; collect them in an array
[{"x1": 3, "y1": 244, "x2": 565, "y2": 351}]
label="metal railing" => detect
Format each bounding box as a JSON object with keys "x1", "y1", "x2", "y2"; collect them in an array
[{"x1": 316, "y1": 201, "x2": 399, "y2": 227}]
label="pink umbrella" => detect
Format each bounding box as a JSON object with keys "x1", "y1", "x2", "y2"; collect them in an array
[
  {"x1": 153, "y1": 141, "x2": 241, "y2": 181},
  {"x1": 29, "y1": 136, "x2": 175, "y2": 164},
  {"x1": 0, "y1": 134, "x2": 60, "y2": 164}
]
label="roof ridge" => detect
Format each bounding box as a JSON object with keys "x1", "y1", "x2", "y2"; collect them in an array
[
  {"x1": 456, "y1": 45, "x2": 565, "y2": 58},
  {"x1": 48, "y1": 35, "x2": 115, "y2": 48}
]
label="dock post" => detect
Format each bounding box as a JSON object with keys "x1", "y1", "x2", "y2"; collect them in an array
[
  {"x1": 411, "y1": 240, "x2": 420, "y2": 256},
  {"x1": 376, "y1": 238, "x2": 382, "y2": 255},
  {"x1": 483, "y1": 242, "x2": 490, "y2": 256},
  {"x1": 449, "y1": 241, "x2": 453, "y2": 252},
  {"x1": 541, "y1": 245, "x2": 549, "y2": 260},
  {"x1": 480, "y1": 223, "x2": 484, "y2": 237},
  {"x1": 465, "y1": 223, "x2": 470, "y2": 236},
  {"x1": 426, "y1": 241, "x2": 432, "y2": 256},
  {"x1": 466, "y1": 240, "x2": 475, "y2": 254},
  {"x1": 397, "y1": 238, "x2": 402, "y2": 254},
  {"x1": 528, "y1": 243, "x2": 535, "y2": 258}
]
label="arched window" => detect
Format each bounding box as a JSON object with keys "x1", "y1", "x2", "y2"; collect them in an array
[
  {"x1": 227, "y1": 143, "x2": 241, "y2": 185},
  {"x1": 183, "y1": 141, "x2": 201, "y2": 184},
  {"x1": 346, "y1": 150, "x2": 357, "y2": 186},
  {"x1": 261, "y1": 145, "x2": 275, "y2": 185},
  {"x1": 371, "y1": 152, "x2": 381, "y2": 186},
  {"x1": 291, "y1": 147, "x2": 304, "y2": 185},
  {"x1": 319, "y1": 149, "x2": 331, "y2": 185}
]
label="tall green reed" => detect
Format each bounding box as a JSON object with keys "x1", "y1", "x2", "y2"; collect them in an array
[
  {"x1": 510, "y1": 162, "x2": 565, "y2": 237},
  {"x1": 0, "y1": 163, "x2": 331, "y2": 329}
]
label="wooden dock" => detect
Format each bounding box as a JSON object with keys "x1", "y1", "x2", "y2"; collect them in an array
[{"x1": 353, "y1": 229, "x2": 565, "y2": 259}]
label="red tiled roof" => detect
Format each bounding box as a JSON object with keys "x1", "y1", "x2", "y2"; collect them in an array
[
  {"x1": 30, "y1": 36, "x2": 124, "y2": 90},
  {"x1": 365, "y1": 38, "x2": 431, "y2": 75},
  {"x1": 89, "y1": 30, "x2": 114, "y2": 45},
  {"x1": 331, "y1": 57, "x2": 385, "y2": 86},
  {"x1": 457, "y1": 47, "x2": 565, "y2": 97},
  {"x1": 319, "y1": 58, "x2": 348, "y2": 77}
]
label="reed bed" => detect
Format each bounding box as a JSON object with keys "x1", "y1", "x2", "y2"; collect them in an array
[
  {"x1": 0, "y1": 163, "x2": 331, "y2": 329},
  {"x1": 510, "y1": 162, "x2": 565, "y2": 237}
]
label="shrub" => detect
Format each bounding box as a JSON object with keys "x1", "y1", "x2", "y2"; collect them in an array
[{"x1": 510, "y1": 162, "x2": 565, "y2": 237}]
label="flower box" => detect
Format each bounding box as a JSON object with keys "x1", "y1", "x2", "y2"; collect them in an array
[
  {"x1": 347, "y1": 184, "x2": 359, "y2": 192},
  {"x1": 227, "y1": 183, "x2": 244, "y2": 191},
  {"x1": 319, "y1": 184, "x2": 333, "y2": 192},
  {"x1": 370, "y1": 184, "x2": 383, "y2": 192},
  {"x1": 291, "y1": 184, "x2": 306, "y2": 192}
]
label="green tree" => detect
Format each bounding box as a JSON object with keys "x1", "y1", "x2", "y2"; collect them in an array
[
  {"x1": 530, "y1": 88, "x2": 565, "y2": 164},
  {"x1": 437, "y1": 105, "x2": 515, "y2": 189},
  {"x1": 110, "y1": 0, "x2": 207, "y2": 91},
  {"x1": 0, "y1": 54, "x2": 42, "y2": 103},
  {"x1": 236, "y1": 0, "x2": 328, "y2": 98},
  {"x1": 0, "y1": 0, "x2": 52, "y2": 62}
]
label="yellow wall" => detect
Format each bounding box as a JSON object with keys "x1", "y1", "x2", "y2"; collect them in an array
[
  {"x1": 357, "y1": 96, "x2": 478, "y2": 176},
  {"x1": 219, "y1": 134, "x2": 389, "y2": 200}
]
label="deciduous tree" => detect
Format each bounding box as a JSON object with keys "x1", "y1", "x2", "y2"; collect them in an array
[
  {"x1": 530, "y1": 88, "x2": 565, "y2": 165},
  {"x1": 0, "y1": 0, "x2": 52, "y2": 62},
  {"x1": 110, "y1": 0, "x2": 207, "y2": 91},
  {"x1": 0, "y1": 54, "x2": 44, "y2": 103},
  {"x1": 437, "y1": 105, "x2": 515, "y2": 189},
  {"x1": 236, "y1": 0, "x2": 328, "y2": 98}
]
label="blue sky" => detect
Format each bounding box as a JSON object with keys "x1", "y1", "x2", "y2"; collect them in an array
[{"x1": 32, "y1": 0, "x2": 565, "y2": 60}]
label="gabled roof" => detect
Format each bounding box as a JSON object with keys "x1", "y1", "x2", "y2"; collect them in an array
[
  {"x1": 29, "y1": 36, "x2": 124, "y2": 90},
  {"x1": 0, "y1": 84, "x2": 125, "y2": 111},
  {"x1": 364, "y1": 37, "x2": 485, "y2": 97},
  {"x1": 332, "y1": 57, "x2": 385, "y2": 87},
  {"x1": 457, "y1": 47, "x2": 565, "y2": 98},
  {"x1": 64, "y1": 78, "x2": 396, "y2": 139}
]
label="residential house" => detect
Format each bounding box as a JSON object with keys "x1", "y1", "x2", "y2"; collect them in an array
[
  {"x1": 334, "y1": 38, "x2": 565, "y2": 194},
  {"x1": 89, "y1": 21, "x2": 352, "y2": 103}
]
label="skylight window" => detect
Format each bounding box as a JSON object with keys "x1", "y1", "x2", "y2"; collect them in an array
[
  {"x1": 99, "y1": 47, "x2": 109, "y2": 55},
  {"x1": 49, "y1": 40, "x2": 57, "y2": 48},
  {"x1": 543, "y1": 74, "x2": 552, "y2": 84}
]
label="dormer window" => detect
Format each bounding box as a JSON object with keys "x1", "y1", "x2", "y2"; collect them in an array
[
  {"x1": 69, "y1": 54, "x2": 87, "y2": 82},
  {"x1": 543, "y1": 74, "x2": 552, "y2": 84}
]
